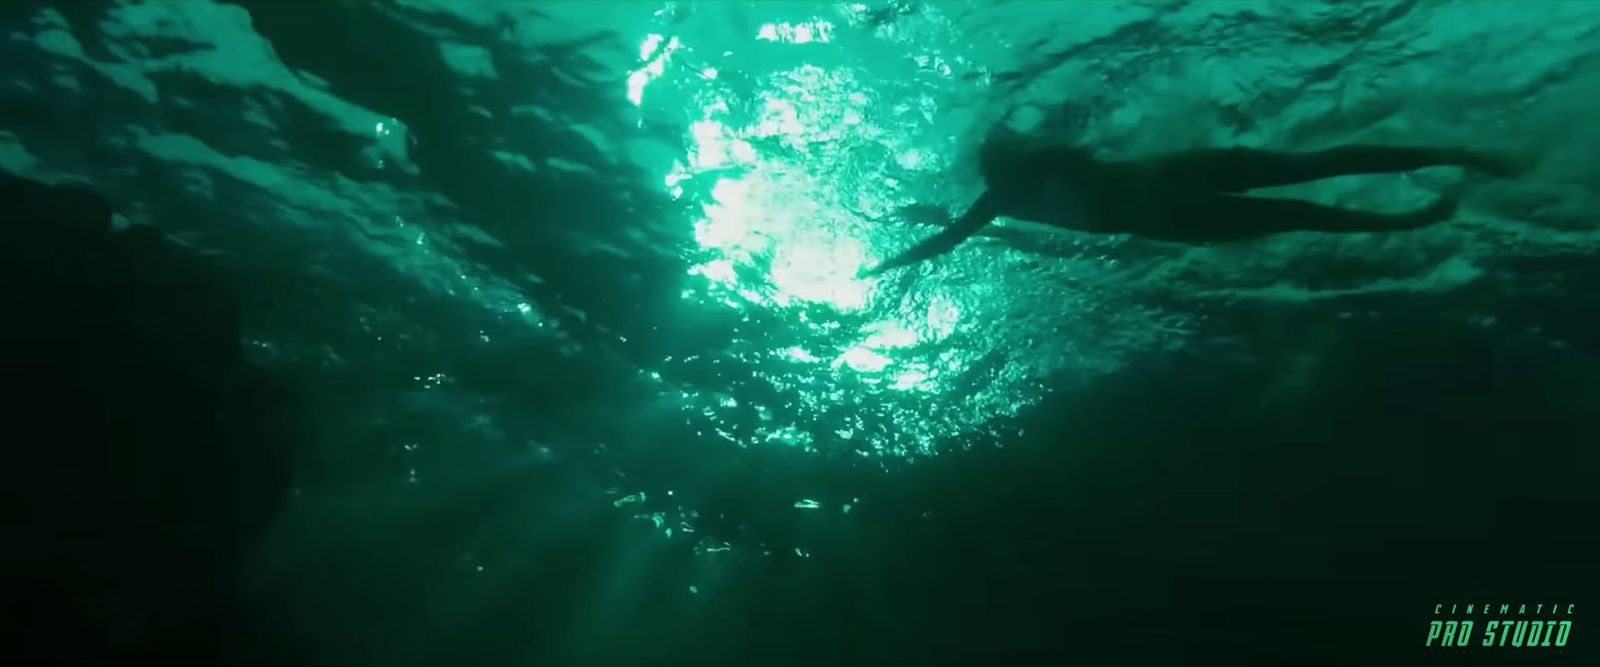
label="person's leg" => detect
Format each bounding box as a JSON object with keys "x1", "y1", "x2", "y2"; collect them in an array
[
  {"x1": 1130, "y1": 194, "x2": 1458, "y2": 243},
  {"x1": 1143, "y1": 146, "x2": 1521, "y2": 193}
]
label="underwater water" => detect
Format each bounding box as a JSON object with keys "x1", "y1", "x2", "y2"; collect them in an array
[{"x1": 3, "y1": 0, "x2": 1598, "y2": 664}]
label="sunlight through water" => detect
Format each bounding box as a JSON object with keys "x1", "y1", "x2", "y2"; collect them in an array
[{"x1": 621, "y1": 8, "x2": 1074, "y2": 471}]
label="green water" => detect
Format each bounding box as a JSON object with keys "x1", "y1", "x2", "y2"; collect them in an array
[{"x1": 2, "y1": 1, "x2": 1597, "y2": 664}]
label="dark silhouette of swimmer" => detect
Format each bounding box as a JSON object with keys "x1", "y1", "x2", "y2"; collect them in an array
[{"x1": 862, "y1": 128, "x2": 1527, "y2": 276}]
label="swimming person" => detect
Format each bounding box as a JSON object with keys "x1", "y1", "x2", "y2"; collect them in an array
[{"x1": 861, "y1": 127, "x2": 1527, "y2": 277}]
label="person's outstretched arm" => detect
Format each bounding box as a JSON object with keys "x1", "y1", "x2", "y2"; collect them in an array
[{"x1": 860, "y1": 191, "x2": 1000, "y2": 277}]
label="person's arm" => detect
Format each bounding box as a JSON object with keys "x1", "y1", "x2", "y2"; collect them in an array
[{"x1": 860, "y1": 191, "x2": 1000, "y2": 277}]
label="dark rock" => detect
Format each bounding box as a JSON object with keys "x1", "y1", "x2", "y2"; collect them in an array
[{"x1": 0, "y1": 170, "x2": 300, "y2": 663}]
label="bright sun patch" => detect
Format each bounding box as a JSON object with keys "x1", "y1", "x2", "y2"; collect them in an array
[{"x1": 622, "y1": 22, "x2": 1062, "y2": 463}]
